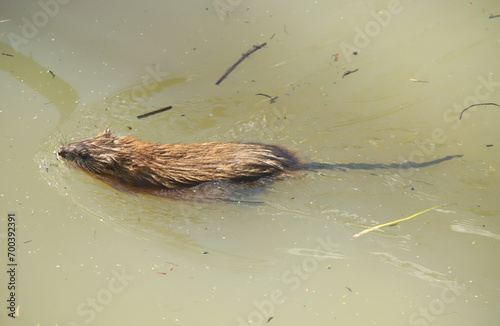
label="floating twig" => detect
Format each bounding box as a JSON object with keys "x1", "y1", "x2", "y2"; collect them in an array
[
  {"x1": 13, "y1": 305, "x2": 20, "y2": 318},
  {"x1": 409, "y1": 78, "x2": 429, "y2": 83},
  {"x1": 137, "y1": 106, "x2": 173, "y2": 119},
  {"x1": 489, "y1": 14, "x2": 500, "y2": 18},
  {"x1": 1, "y1": 52, "x2": 13, "y2": 57},
  {"x1": 215, "y1": 42, "x2": 267, "y2": 85},
  {"x1": 49, "y1": 70, "x2": 56, "y2": 78},
  {"x1": 351, "y1": 203, "x2": 453, "y2": 239},
  {"x1": 458, "y1": 102, "x2": 500, "y2": 120},
  {"x1": 346, "y1": 223, "x2": 385, "y2": 232},
  {"x1": 255, "y1": 93, "x2": 278, "y2": 103},
  {"x1": 342, "y1": 68, "x2": 359, "y2": 78}
]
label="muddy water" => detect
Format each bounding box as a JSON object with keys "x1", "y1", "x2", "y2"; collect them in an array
[{"x1": 1, "y1": 0, "x2": 499, "y2": 325}]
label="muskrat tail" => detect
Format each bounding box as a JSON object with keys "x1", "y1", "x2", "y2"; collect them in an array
[
  {"x1": 300, "y1": 162, "x2": 346, "y2": 171},
  {"x1": 300, "y1": 155, "x2": 464, "y2": 172}
]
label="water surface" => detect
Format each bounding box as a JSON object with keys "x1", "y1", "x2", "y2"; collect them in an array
[{"x1": 1, "y1": 0, "x2": 499, "y2": 325}]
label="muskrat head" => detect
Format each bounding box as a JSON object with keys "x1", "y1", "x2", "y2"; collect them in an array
[{"x1": 57, "y1": 129, "x2": 120, "y2": 175}]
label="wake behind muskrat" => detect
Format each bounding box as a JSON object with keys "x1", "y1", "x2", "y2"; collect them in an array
[{"x1": 57, "y1": 129, "x2": 461, "y2": 201}]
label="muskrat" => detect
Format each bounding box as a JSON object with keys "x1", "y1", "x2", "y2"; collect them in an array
[
  {"x1": 57, "y1": 129, "x2": 461, "y2": 200},
  {"x1": 57, "y1": 129, "x2": 304, "y2": 200}
]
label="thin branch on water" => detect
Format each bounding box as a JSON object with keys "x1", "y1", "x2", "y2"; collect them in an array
[
  {"x1": 351, "y1": 203, "x2": 454, "y2": 239},
  {"x1": 215, "y1": 43, "x2": 267, "y2": 85},
  {"x1": 459, "y1": 103, "x2": 500, "y2": 120},
  {"x1": 137, "y1": 106, "x2": 173, "y2": 119}
]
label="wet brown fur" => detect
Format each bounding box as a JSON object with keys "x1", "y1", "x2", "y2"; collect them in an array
[{"x1": 58, "y1": 129, "x2": 303, "y2": 197}]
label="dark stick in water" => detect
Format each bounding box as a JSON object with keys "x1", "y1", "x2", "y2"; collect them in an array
[
  {"x1": 458, "y1": 103, "x2": 500, "y2": 120},
  {"x1": 137, "y1": 106, "x2": 173, "y2": 119},
  {"x1": 215, "y1": 43, "x2": 267, "y2": 85},
  {"x1": 342, "y1": 68, "x2": 359, "y2": 78}
]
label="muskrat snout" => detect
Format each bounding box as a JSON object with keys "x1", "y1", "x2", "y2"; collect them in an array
[
  {"x1": 57, "y1": 146, "x2": 79, "y2": 161},
  {"x1": 57, "y1": 144, "x2": 90, "y2": 163},
  {"x1": 57, "y1": 147, "x2": 69, "y2": 159}
]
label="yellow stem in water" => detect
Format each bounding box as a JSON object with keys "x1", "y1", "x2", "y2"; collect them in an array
[{"x1": 351, "y1": 203, "x2": 455, "y2": 239}]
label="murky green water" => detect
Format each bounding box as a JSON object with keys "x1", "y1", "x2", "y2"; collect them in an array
[{"x1": 1, "y1": 0, "x2": 499, "y2": 325}]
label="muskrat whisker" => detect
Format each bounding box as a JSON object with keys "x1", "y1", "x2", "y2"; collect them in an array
[
  {"x1": 47, "y1": 126, "x2": 67, "y2": 146},
  {"x1": 59, "y1": 128, "x2": 68, "y2": 146}
]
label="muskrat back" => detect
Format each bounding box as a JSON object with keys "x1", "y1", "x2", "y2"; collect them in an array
[{"x1": 57, "y1": 129, "x2": 303, "y2": 195}]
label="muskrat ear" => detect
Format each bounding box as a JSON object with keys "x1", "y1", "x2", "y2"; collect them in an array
[{"x1": 98, "y1": 129, "x2": 112, "y2": 137}]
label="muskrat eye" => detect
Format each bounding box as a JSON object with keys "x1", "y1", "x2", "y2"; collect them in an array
[{"x1": 79, "y1": 151, "x2": 90, "y2": 159}]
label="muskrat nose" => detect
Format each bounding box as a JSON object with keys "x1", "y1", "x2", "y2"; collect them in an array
[{"x1": 58, "y1": 147, "x2": 68, "y2": 159}]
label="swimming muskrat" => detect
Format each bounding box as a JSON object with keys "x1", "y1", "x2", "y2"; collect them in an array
[
  {"x1": 57, "y1": 129, "x2": 461, "y2": 200},
  {"x1": 57, "y1": 129, "x2": 304, "y2": 199}
]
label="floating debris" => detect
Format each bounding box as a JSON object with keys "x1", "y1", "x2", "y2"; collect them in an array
[
  {"x1": 409, "y1": 78, "x2": 429, "y2": 83},
  {"x1": 137, "y1": 106, "x2": 173, "y2": 119},
  {"x1": 215, "y1": 42, "x2": 267, "y2": 85},
  {"x1": 459, "y1": 102, "x2": 500, "y2": 120},
  {"x1": 351, "y1": 203, "x2": 454, "y2": 239},
  {"x1": 342, "y1": 68, "x2": 359, "y2": 78}
]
